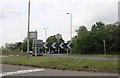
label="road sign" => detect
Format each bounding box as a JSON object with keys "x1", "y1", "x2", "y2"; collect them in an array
[
  {"x1": 59, "y1": 43, "x2": 64, "y2": 49},
  {"x1": 55, "y1": 34, "x2": 62, "y2": 40},
  {"x1": 43, "y1": 42, "x2": 72, "y2": 49},
  {"x1": 29, "y1": 31, "x2": 37, "y2": 39},
  {"x1": 51, "y1": 43, "x2": 56, "y2": 49},
  {"x1": 67, "y1": 42, "x2": 72, "y2": 49},
  {"x1": 43, "y1": 43, "x2": 48, "y2": 49},
  {"x1": 33, "y1": 39, "x2": 43, "y2": 47}
]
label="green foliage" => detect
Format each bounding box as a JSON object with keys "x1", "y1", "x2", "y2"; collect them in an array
[
  {"x1": 4, "y1": 37, "x2": 33, "y2": 53},
  {"x1": 4, "y1": 42, "x2": 22, "y2": 50},
  {"x1": 72, "y1": 21, "x2": 119, "y2": 54},
  {"x1": 46, "y1": 35, "x2": 64, "y2": 43},
  {"x1": 2, "y1": 48, "x2": 26, "y2": 56},
  {"x1": 21, "y1": 38, "x2": 33, "y2": 52}
]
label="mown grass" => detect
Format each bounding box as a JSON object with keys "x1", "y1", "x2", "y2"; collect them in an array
[
  {"x1": 68, "y1": 54, "x2": 118, "y2": 58},
  {"x1": 2, "y1": 56, "x2": 119, "y2": 73}
]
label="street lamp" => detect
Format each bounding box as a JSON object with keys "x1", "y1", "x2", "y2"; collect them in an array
[
  {"x1": 67, "y1": 13, "x2": 72, "y2": 40},
  {"x1": 27, "y1": 0, "x2": 31, "y2": 58},
  {"x1": 43, "y1": 27, "x2": 48, "y2": 42}
]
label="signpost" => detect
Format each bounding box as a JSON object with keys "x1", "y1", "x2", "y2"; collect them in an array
[
  {"x1": 33, "y1": 39, "x2": 43, "y2": 56},
  {"x1": 29, "y1": 31, "x2": 37, "y2": 39},
  {"x1": 55, "y1": 34, "x2": 62, "y2": 54},
  {"x1": 43, "y1": 42, "x2": 72, "y2": 52}
]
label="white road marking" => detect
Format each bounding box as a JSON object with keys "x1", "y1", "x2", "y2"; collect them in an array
[{"x1": 0, "y1": 68, "x2": 44, "y2": 77}]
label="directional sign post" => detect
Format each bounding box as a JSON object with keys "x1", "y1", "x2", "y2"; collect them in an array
[
  {"x1": 43, "y1": 42, "x2": 48, "y2": 53},
  {"x1": 55, "y1": 34, "x2": 62, "y2": 54},
  {"x1": 60, "y1": 43, "x2": 64, "y2": 49},
  {"x1": 43, "y1": 42, "x2": 72, "y2": 54},
  {"x1": 33, "y1": 39, "x2": 43, "y2": 56},
  {"x1": 52, "y1": 43, "x2": 56, "y2": 49},
  {"x1": 29, "y1": 31, "x2": 37, "y2": 39}
]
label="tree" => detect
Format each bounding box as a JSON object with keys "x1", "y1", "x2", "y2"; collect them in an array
[
  {"x1": 46, "y1": 35, "x2": 64, "y2": 43},
  {"x1": 75, "y1": 25, "x2": 88, "y2": 35},
  {"x1": 104, "y1": 24, "x2": 120, "y2": 53},
  {"x1": 21, "y1": 37, "x2": 33, "y2": 52},
  {"x1": 73, "y1": 26, "x2": 89, "y2": 54},
  {"x1": 91, "y1": 21, "x2": 105, "y2": 32},
  {"x1": 5, "y1": 43, "x2": 16, "y2": 50},
  {"x1": 72, "y1": 21, "x2": 119, "y2": 54}
]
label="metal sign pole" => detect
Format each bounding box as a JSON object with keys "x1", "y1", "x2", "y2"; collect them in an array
[
  {"x1": 35, "y1": 39, "x2": 37, "y2": 56},
  {"x1": 58, "y1": 39, "x2": 60, "y2": 54},
  {"x1": 45, "y1": 49, "x2": 46, "y2": 54},
  {"x1": 49, "y1": 49, "x2": 50, "y2": 54},
  {"x1": 67, "y1": 49, "x2": 69, "y2": 54},
  {"x1": 27, "y1": 0, "x2": 31, "y2": 58}
]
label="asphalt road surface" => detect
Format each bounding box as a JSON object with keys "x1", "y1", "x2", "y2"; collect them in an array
[
  {"x1": 1, "y1": 64, "x2": 118, "y2": 76},
  {"x1": 45, "y1": 54, "x2": 119, "y2": 60},
  {"x1": 0, "y1": 54, "x2": 119, "y2": 60}
]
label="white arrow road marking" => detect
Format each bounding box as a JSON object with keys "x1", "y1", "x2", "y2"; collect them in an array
[
  {"x1": 43, "y1": 43, "x2": 48, "y2": 49},
  {"x1": 60, "y1": 43, "x2": 64, "y2": 49},
  {"x1": 67, "y1": 43, "x2": 71, "y2": 49},
  {"x1": 52, "y1": 43, "x2": 56, "y2": 49},
  {"x1": 0, "y1": 68, "x2": 44, "y2": 77}
]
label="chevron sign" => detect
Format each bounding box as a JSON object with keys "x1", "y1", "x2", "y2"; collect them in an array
[{"x1": 43, "y1": 42, "x2": 72, "y2": 49}]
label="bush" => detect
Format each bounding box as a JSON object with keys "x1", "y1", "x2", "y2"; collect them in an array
[{"x1": 2, "y1": 48, "x2": 26, "y2": 56}]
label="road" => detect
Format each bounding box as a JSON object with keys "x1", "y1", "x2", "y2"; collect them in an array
[
  {"x1": 1, "y1": 54, "x2": 119, "y2": 60},
  {"x1": 1, "y1": 64, "x2": 118, "y2": 76},
  {"x1": 45, "y1": 54, "x2": 119, "y2": 60}
]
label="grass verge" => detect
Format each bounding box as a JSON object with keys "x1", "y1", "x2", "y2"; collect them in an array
[
  {"x1": 68, "y1": 54, "x2": 118, "y2": 58},
  {"x1": 2, "y1": 56, "x2": 119, "y2": 73}
]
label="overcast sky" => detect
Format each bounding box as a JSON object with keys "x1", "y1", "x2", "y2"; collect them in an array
[{"x1": 0, "y1": 0, "x2": 119, "y2": 47}]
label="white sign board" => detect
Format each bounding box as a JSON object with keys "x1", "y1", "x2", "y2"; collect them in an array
[
  {"x1": 29, "y1": 31, "x2": 37, "y2": 39},
  {"x1": 33, "y1": 39, "x2": 43, "y2": 47}
]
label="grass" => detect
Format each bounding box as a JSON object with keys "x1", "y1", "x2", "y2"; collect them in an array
[
  {"x1": 68, "y1": 54, "x2": 118, "y2": 58},
  {"x1": 2, "y1": 56, "x2": 119, "y2": 73}
]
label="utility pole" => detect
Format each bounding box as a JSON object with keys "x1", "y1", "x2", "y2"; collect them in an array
[{"x1": 27, "y1": 0, "x2": 31, "y2": 58}]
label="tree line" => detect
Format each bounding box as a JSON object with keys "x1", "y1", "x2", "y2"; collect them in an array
[
  {"x1": 72, "y1": 21, "x2": 119, "y2": 54},
  {"x1": 2, "y1": 21, "x2": 119, "y2": 54}
]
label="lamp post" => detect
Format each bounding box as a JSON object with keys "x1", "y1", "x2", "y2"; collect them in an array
[
  {"x1": 43, "y1": 27, "x2": 48, "y2": 42},
  {"x1": 43, "y1": 27, "x2": 48, "y2": 54},
  {"x1": 67, "y1": 13, "x2": 72, "y2": 40},
  {"x1": 27, "y1": 0, "x2": 31, "y2": 58}
]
